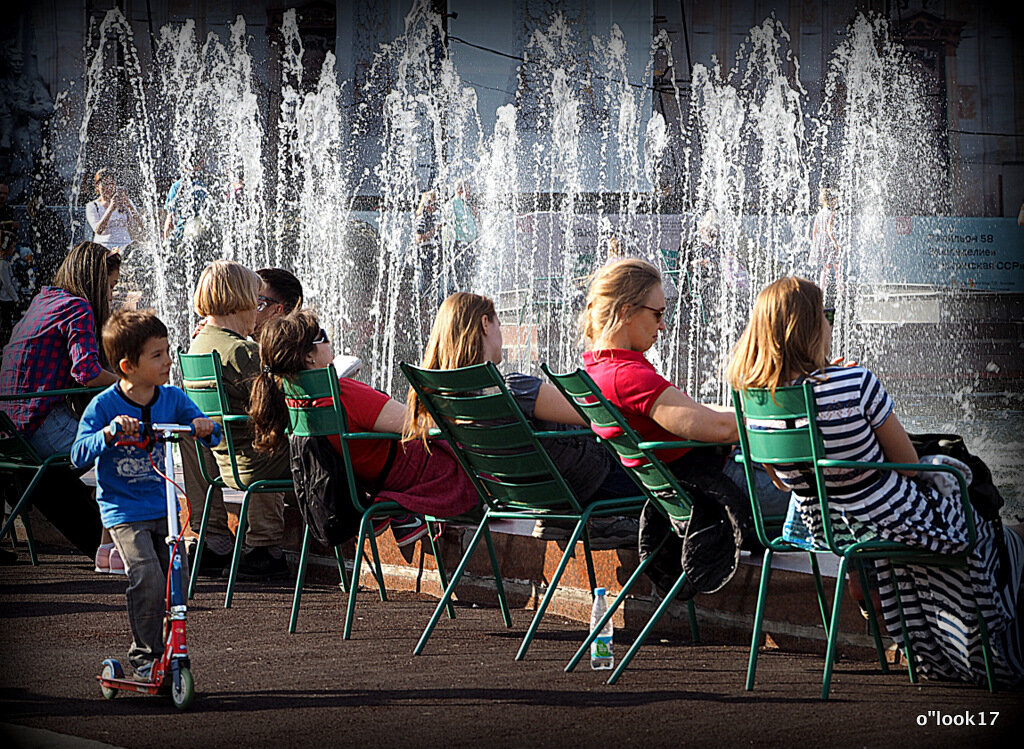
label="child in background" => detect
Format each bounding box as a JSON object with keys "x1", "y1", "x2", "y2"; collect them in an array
[{"x1": 71, "y1": 310, "x2": 216, "y2": 680}]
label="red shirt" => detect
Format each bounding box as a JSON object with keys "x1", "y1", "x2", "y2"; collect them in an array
[
  {"x1": 582, "y1": 348, "x2": 690, "y2": 463},
  {"x1": 323, "y1": 378, "x2": 392, "y2": 482}
]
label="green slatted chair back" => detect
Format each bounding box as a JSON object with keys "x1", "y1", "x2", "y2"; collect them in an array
[
  {"x1": 279, "y1": 364, "x2": 368, "y2": 516},
  {"x1": 281, "y1": 364, "x2": 349, "y2": 439},
  {"x1": 401, "y1": 361, "x2": 584, "y2": 514},
  {"x1": 541, "y1": 365, "x2": 694, "y2": 521},
  {"x1": 731, "y1": 383, "x2": 842, "y2": 552},
  {"x1": 177, "y1": 351, "x2": 232, "y2": 419}
]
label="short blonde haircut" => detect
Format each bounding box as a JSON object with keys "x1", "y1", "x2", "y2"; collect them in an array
[
  {"x1": 580, "y1": 258, "x2": 662, "y2": 345},
  {"x1": 725, "y1": 276, "x2": 830, "y2": 397},
  {"x1": 193, "y1": 260, "x2": 260, "y2": 316}
]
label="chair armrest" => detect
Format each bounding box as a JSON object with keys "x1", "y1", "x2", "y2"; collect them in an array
[
  {"x1": 534, "y1": 428, "x2": 594, "y2": 439},
  {"x1": 342, "y1": 432, "x2": 401, "y2": 441},
  {"x1": 817, "y1": 458, "x2": 976, "y2": 548},
  {"x1": 0, "y1": 386, "x2": 106, "y2": 402},
  {"x1": 221, "y1": 414, "x2": 249, "y2": 424},
  {"x1": 637, "y1": 439, "x2": 734, "y2": 450}
]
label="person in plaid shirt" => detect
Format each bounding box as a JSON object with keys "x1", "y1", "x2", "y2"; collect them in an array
[{"x1": 0, "y1": 241, "x2": 119, "y2": 562}]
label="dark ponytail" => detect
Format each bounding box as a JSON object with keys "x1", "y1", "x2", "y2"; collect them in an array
[{"x1": 249, "y1": 309, "x2": 320, "y2": 453}]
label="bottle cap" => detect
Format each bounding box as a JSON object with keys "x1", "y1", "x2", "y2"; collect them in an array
[{"x1": 594, "y1": 587, "x2": 606, "y2": 596}]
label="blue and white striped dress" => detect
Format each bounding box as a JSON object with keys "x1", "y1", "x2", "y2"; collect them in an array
[{"x1": 776, "y1": 366, "x2": 1023, "y2": 686}]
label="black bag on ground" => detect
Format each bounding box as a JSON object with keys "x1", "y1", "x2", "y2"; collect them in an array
[{"x1": 288, "y1": 434, "x2": 364, "y2": 547}]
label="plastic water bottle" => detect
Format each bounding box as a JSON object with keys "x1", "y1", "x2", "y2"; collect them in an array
[{"x1": 590, "y1": 587, "x2": 614, "y2": 670}]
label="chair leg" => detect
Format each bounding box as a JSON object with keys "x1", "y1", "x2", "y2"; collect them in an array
[
  {"x1": 809, "y1": 552, "x2": 830, "y2": 634},
  {"x1": 426, "y1": 519, "x2": 455, "y2": 620},
  {"x1": 188, "y1": 484, "x2": 215, "y2": 599},
  {"x1": 515, "y1": 519, "x2": 587, "y2": 661},
  {"x1": 608, "y1": 569, "x2": 693, "y2": 685},
  {"x1": 0, "y1": 468, "x2": 43, "y2": 548},
  {"x1": 343, "y1": 513, "x2": 373, "y2": 640},
  {"x1": 335, "y1": 545, "x2": 350, "y2": 594},
  {"x1": 975, "y1": 602, "x2": 996, "y2": 693},
  {"x1": 746, "y1": 547, "x2": 774, "y2": 691},
  {"x1": 891, "y1": 570, "x2": 917, "y2": 684},
  {"x1": 288, "y1": 524, "x2": 312, "y2": 634},
  {"x1": 223, "y1": 490, "x2": 252, "y2": 609},
  {"x1": 366, "y1": 520, "x2": 387, "y2": 602},
  {"x1": 821, "y1": 556, "x2": 850, "y2": 700},
  {"x1": 482, "y1": 523, "x2": 511, "y2": 628},
  {"x1": 414, "y1": 515, "x2": 491, "y2": 655},
  {"x1": 566, "y1": 537, "x2": 664, "y2": 673},
  {"x1": 581, "y1": 528, "x2": 598, "y2": 594},
  {"x1": 20, "y1": 497, "x2": 38, "y2": 566},
  {"x1": 854, "y1": 559, "x2": 889, "y2": 674}
]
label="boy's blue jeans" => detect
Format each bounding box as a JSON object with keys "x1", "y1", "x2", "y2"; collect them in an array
[{"x1": 108, "y1": 517, "x2": 189, "y2": 671}]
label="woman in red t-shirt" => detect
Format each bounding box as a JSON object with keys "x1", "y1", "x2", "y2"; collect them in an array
[
  {"x1": 581, "y1": 258, "x2": 737, "y2": 463},
  {"x1": 580, "y1": 259, "x2": 790, "y2": 509},
  {"x1": 247, "y1": 310, "x2": 478, "y2": 545}
]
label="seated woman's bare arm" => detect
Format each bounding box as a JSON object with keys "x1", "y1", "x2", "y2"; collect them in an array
[
  {"x1": 873, "y1": 412, "x2": 918, "y2": 476},
  {"x1": 532, "y1": 382, "x2": 585, "y2": 426},
  {"x1": 649, "y1": 386, "x2": 738, "y2": 444},
  {"x1": 86, "y1": 369, "x2": 118, "y2": 387},
  {"x1": 372, "y1": 398, "x2": 409, "y2": 434}
]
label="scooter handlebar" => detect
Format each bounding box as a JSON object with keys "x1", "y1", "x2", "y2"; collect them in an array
[{"x1": 111, "y1": 420, "x2": 222, "y2": 448}]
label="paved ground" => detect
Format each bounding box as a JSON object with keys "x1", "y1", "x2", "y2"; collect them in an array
[{"x1": 1, "y1": 547, "x2": 1020, "y2": 748}]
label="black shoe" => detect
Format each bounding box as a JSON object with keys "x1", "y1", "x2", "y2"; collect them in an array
[
  {"x1": 235, "y1": 547, "x2": 290, "y2": 581},
  {"x1": 0, "y1": 547, "x2": 17, "y2": 565},
  {"x1": 192, "y1": 545, "x2": 232, "y2": 578}
]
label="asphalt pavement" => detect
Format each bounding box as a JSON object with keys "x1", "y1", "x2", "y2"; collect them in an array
[{"x1": 1, "y1": 547, "x2": 1020, "y2": 748}]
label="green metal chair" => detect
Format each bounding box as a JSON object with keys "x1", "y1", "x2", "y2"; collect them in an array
[
  {"x1": 177, "y1": 351, "x2": 295, "y2": 609},
  {"x1": 0, "y1": 387, "x2": 104, "y2": 563},
  {"x1": 543, "y1": 365, "x2": 738, "y2": 684},
  {"x1": 281, "y1": 362, "x2": 454, "y2": 638},
  {"x1": 732, "y1": 383, "x2": 994, "y2": 700},
  {"x1": 402, "y1": 361, "x2": 644, "y2": 660}
]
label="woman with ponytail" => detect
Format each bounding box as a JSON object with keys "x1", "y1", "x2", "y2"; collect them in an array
[{"x1": 250, "y1": 310, "x2": 477, "y2": 545}]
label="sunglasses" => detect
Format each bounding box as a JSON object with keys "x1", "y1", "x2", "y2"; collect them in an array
[
  {"x1": 257, "y1": 294, "x2": 282, "y2": 312},
  {"x1": 823, "y1": 307, "x2": 836, "y2": 325},
  {"x1": 639, "y1": 304, "x2": 666, "y2": 323},
  {"x1": 312, "y1": 327, "x2": 329, "y2": 345}
]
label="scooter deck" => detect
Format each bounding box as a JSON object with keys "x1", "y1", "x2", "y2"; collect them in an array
[{"x1": 96, "y1": 675, "x2": 165, "y2": 696}]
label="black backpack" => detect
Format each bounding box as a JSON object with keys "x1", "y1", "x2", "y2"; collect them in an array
[{"x1": 288, "y1": 434, "x2": 364, "y2": 547}]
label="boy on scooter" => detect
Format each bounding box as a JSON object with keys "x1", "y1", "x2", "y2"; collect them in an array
[{"x1": 71, "y1": 310, "x2": 216, "y2": 681}]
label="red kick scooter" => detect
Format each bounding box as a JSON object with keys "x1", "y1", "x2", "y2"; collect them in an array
[{"x1": 97, "y1": 421, "x2": 220, "y2": 710}]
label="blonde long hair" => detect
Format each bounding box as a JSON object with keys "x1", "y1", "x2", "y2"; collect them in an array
[
  {"x1": 404, "y1": 291, "x2": 497, "y2": 445},
  {"x1": 579, "y1": 258, "x2": 662, "y2": 345},
  {"x1": 725, "y1": 276, "x2": 830, "y2": 397}
]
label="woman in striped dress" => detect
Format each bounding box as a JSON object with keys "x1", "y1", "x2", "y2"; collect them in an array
[{"x1": 726, "y1": 276, "x2": 1024, "y2": 686}]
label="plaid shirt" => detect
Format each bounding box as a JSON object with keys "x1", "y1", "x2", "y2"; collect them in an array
[{"x1": 0, "y1": 286, "x2": 103, "y2": 437}]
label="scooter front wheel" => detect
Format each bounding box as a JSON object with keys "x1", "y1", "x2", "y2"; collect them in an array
[
  {"x1": 171, "y1": 666, "x2": 194, "y2": 710},
  {"x1": 99, "y1": 659, "x2": 123, "y2": 700}
]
